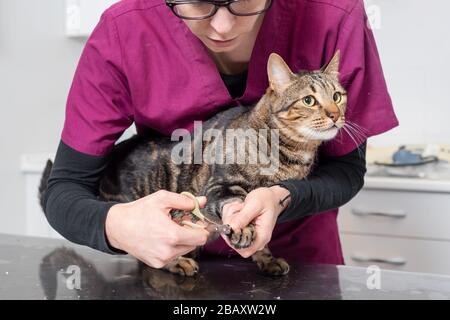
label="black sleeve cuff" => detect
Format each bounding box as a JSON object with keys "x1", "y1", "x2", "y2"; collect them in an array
[
  {"x1": 271, "y1": 179, "x2": 312, "y2": 223},
  {"x1": 97, "y1": 201, "x2": 128, "y2": 255}
]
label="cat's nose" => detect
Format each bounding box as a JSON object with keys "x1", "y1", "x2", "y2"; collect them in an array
[{"x1": 325, "y1": 109, "x2": 340, "y2": 123}]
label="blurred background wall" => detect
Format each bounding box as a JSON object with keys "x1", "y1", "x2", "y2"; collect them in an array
[{"x1": 0, "y1": 0, "x2": 84, "y2": 234}]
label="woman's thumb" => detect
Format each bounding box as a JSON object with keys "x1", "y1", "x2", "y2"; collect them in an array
[
  {"x1": 197, "y1": 196, "x2": 207, "y2": 208},
  {"x1": 229, "y1": 203, "x2": 258, "y2": 230}
]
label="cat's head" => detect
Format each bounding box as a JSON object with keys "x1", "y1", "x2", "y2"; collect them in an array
[{"x1": 266, "y1": 52, "x2": 347, "y2": 141}]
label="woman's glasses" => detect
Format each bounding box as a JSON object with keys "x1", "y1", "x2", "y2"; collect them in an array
[{"x1": 166, "y1": 0, "x2": 273, "y2": 20}]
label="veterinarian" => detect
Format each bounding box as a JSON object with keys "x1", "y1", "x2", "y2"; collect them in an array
[{"x1": 43, "y1": 0, "x2": 398, "y2": 268}]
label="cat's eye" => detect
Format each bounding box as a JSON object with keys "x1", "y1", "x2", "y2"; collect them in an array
[
  {"x1": 333, "y1": 92, "x2": 342, "y2": 104},
  {"x1": 302, "y1": 96, "x2": 316, "y2": 107}
]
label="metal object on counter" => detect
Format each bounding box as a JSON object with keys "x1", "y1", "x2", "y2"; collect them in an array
[
  {"x1": 367, "y1": 144, "x2": 450, "y2": 180},
  {"x1": 374, "y1": 145, "x2": 439, "y2": 167}
]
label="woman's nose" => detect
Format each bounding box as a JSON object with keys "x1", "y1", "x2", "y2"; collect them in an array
[{"x1": 209, "y1": 7, "x2": 236, "y2": 36}]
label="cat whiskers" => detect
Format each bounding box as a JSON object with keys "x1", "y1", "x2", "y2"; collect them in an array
[
  {"x1": 346, "y1": 120, "x2": 369, "y2": 136},
  {"x1": 344, "y1": 121, "x2": 368, "y2": 143},
  {"x1": 341, "y1": 121, "x2": 368, "y2": 158}
]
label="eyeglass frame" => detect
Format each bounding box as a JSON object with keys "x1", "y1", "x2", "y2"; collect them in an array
[{"x1": 165, "y1": 0, "x2": 274, "y2": 20}]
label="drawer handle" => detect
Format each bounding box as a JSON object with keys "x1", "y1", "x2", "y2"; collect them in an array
[
  {"x1": 351, "y1": 254, "x2": 407, "y2": 266},
  {"x1": 351, "y1": 208, "x2": 407, "y2": 219}
]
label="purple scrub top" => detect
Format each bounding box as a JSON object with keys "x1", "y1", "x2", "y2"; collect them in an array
[{"x1": 61, "y1": 0, "x2": 399, "y2": 265}]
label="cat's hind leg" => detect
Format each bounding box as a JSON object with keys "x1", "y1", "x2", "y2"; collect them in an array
[
  {"x1": 163, "y1": 256, "x2": 200, "y2": 277},
  {"x1": 252, "y1": 246, "x2": 290, "y2": 276}
]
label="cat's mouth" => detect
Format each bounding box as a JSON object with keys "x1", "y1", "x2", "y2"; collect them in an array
[
  {"x1": 319, "y1": 126, "x2": 340, "y2": 140},
  {"x1": 297, "y1": 126, "x2": 340, "y2": 141}
]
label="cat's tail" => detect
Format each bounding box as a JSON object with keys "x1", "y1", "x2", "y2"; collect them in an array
[{"x1": 38, "y1": 159, "x2": 53, "y2": 212}]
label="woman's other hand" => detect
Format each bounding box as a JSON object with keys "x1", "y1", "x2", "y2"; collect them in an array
[{"x1": 220, "y1": 186, "x2": 290, "y2": 258}]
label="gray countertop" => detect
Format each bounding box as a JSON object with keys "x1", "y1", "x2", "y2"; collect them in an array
[{"x1": 1, "y1": 234, "x2": 450, "y2": 300}]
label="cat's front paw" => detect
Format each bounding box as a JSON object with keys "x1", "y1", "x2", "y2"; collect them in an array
[
  {"x1": 229, "y1": 223, "x2": 256, "y2": 249},
  {"x1": 164, "y1": 257, "x2": 199, "y2": 277}
]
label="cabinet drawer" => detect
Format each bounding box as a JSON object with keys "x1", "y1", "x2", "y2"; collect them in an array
[
  {"x1": 340, "y1": 233, "x2": 450, "y2": 275},
  {"x1": 338, "y1": 189, "x2": 450, "y2": 240}
]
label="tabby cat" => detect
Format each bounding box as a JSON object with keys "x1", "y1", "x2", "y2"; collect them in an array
[{"x1": 41, "y1": 52, "x2": 347, "y2": 277}]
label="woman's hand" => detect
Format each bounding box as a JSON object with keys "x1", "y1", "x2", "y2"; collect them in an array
[
  {"x1": 220, "y1": 186, "x2": 291, "y2": 258},
  {"x1": 105, "y1": 190, "x2": 210, "y2": 268}
]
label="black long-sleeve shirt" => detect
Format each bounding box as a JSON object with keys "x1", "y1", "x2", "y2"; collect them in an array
[{"x1": 43, "y1": 70, "x2": 367, "y2": 254}]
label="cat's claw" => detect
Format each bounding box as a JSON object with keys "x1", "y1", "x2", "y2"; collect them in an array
[{"x1": 229, "y1": 223, "x2": 256, "y2": 249}]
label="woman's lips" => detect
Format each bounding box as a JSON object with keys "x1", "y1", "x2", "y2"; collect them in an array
[{"x1": 207, "y1": 37, "x2": 237, "y2": 47}]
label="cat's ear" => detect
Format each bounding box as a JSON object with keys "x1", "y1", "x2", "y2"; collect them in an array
[
  {"x1": 322, "y1": 50, "x2": 341, "y2": 80},
  {"x1": 267, "y1": 53, "x2": 295, "y2": 93}
]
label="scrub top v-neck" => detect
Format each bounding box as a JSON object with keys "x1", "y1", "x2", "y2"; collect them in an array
[
  {"x1": 57, "y1": 0, "x2": 399, "y2": 264},
  {"x1": 220, "y1": 70, "x2": 249, "y2": 99}
]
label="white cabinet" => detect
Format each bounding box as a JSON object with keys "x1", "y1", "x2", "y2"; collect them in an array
[
  {"x1": 340, "y1": 234, "x2": 450, "y2": 275},
  {"x1": 66, "y1": 0, "x2": 119, "y2": 37},
  {"x1": 338, "y1": 177, "x2": 450, "y2": 275}
]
